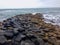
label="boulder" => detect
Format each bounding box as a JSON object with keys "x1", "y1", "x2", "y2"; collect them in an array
[
  {"x1": 4, "y1": 30, "x2": 14, "y2": 39},
  {"x1": 0, "y1": 36, "x2": 7, "y2": 44},
  {"x1": 15, "y1": 34, "x2": 26, "y2": 42}
]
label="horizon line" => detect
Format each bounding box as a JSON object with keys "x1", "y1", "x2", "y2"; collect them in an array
[{"x1": 0, "y1": 7, "x2": 60, "y2": 9}]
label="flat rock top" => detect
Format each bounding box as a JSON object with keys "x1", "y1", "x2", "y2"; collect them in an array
[{"x1": 0, "y1": 13, "x2": 60, "y2": 45}]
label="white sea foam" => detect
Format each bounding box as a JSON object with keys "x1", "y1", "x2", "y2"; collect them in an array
[
  {"x1": 32, "y1": 12, "x2": 36, "y2": 15},
  {"x1": 43, "y1": 14, "x2": 60, "y2": 26}
]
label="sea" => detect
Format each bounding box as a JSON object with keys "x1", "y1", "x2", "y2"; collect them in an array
[{"x1": 0, "y1": 8, "x2": 60, "y2": 26}]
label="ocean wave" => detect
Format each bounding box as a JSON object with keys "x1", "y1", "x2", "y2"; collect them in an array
[{"x1": 43, "y1": 14, "x2": 60, "y2": 26}]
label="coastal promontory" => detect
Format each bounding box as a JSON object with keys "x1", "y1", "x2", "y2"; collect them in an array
[{"x1": 0, "y1": 13, "x2": 60, "y2": 45}]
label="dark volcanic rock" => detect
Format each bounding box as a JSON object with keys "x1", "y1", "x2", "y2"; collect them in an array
[
  {"x1": 0, "y1": 36, "x2": 7, "y2": 44},
  {"x1": 4, "y1": 30, "x2": 14, "y2": 39},
  {"x1": 14, "y1": 34, "x2": 26, "y2": 42},
  {"x1": 0, "y1": 13, "x2": 60, "y2": 45}
]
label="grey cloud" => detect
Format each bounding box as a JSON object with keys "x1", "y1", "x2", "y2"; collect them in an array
[{"x1": 38, "y1": 0, "x2": 60, "y2": 7}]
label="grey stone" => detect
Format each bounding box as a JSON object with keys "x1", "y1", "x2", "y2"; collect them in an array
[
  {"x1": 0, "y1": 30, "x2": 5, "y2": 36},
  {"x1": 4, "y1": 30, "x2": 14, "y2": 38},
  {"x1": 0, "y1": 36, "x2": 7, "y2": 44},
  {"x1": 20, "y1": 40, "x2": 35, "y2": 45},
  {"x1": 15, "y1": 34, "x2": 25, "y2": 42}
]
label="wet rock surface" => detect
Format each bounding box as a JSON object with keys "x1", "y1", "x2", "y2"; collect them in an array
[{"x1": 0, "y1": 13, "x2": 60, "y2": 45}]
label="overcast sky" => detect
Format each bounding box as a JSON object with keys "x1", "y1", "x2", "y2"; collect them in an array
[{"x1": 0, "y1": 0, "x2": 60, "y2": 9}]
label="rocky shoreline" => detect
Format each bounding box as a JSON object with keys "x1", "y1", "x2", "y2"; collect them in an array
[{"x1": 0, "y1": 13, "x2": 60, "y2": 45}]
